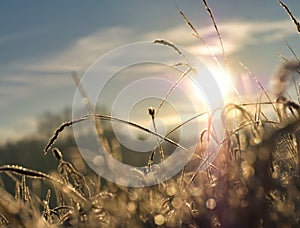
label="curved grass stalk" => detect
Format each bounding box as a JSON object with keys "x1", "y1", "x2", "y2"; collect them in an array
[
  {"x1": 176, "y1": 6, "x2": 242, "y2": 100},
  {"x1": 153, "y1": 39, "x2": 184, "y2": 57},
  {"x1": 222, "y1": 103, "x2": 256, "y2": 128},
  {"x1": 44, "y1": 114, "x2": 189, "y2": 154},
  {"x1": 277, "y1": 0, "x2": 300, "y2": 34},
  {"x1": 72, "y1": 72, "x2": 111, "y2": 154},
  {"x1": 239, "y1": 62, "x2": 280, "y2": 121},
  {"x1": 156, "y1": 67, "x2": 193, "y2": 116},
  {"x1": 201, "y1": 0, "x2": 226, "y2": 62}
]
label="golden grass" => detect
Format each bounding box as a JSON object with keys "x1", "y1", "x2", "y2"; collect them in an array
[{"x1": 0, "y1": 1, "x2": 300, "y2": 227}]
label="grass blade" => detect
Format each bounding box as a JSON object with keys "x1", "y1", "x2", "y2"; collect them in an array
[
  {"x1": 277, "y1": 0, "x2": 300, "y2": 34},
  {"x1": 201, "y1": 0, "x2": 226, "y2": 61},
  {"x1": 44, "y1": 114, "x2": 189, "y2": 154}
]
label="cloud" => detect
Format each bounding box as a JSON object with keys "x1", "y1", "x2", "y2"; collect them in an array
[
  {"x1": 24, "y1": 27, "x2": 136, "y2": 74},
  {"x1": 183, "y1": 19, "x2": 296, "y2": 56},
  {"x1": 19, "y1": 19, "x2": 297, "y2": 77},
  {"x1": 0, "y1": 18, "x2": 297, "y2": 143},
  {"x1": 0, "y1": 27, "x2": 136, "y2": 100},
  {"x1": 1, "y1": 19, "x2": 295, "y2": 102}
]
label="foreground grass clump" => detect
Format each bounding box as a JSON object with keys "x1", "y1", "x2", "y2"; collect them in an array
[{"x1": 0, "y1": 98, "x2": 300, "y2": 227}]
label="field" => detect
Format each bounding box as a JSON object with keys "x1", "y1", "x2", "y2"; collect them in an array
[{"x1": 0, "y1": 1, "x2": 300, "y2": 227}]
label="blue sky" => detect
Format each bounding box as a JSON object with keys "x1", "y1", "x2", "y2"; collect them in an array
[{"x1": 0, "y1": 0, "x2": 299, "y2": 143}]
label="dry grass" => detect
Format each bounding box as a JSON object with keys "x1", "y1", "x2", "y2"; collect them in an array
[
  {"x1": 2, "y1": 95, "x2": 300, "y2": 227},
  {"x1": 0, "y1": 1, "x2": 300, "y2": 227},
  {"x1": 277, "y1": 0, "x2": 300, "y2": 34}
]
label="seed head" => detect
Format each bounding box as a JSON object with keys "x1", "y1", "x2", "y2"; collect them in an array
[
  {"x1": 52, "y1": 148, "x2": 63, "y2": 161},
  {"x1": 148, "y1": 107, "x2": 155, "y2": 117}
]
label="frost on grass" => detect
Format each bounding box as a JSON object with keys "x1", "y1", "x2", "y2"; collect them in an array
[{"x1": 1, "y1": 1, "x2": 300, "y2": 227}]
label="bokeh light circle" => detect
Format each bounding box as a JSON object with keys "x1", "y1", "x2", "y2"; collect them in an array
[{"x1": 72, "y1": 41, "x2": 224, "y2": 187}]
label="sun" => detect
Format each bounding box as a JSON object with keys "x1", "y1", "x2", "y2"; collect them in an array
[{"x1": 208, "y1": 65, "x2": 236, "y2": 103}]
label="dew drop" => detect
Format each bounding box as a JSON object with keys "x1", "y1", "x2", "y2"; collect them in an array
[
  {"x1": 172, "y1": 197, "x2": 183, "y2": 209},
  {"x1": 272, "y1": 171, "x2": 279, "y2": 179},
  {"x1": 127, "y1": 202, "x2": 136, "y2": 213},
  {"x1": 82, "y1": 97, "x2": 88, "y2": 104},
  {"x1": 167, "y1": 186, "x2": 176, "y2": 196},
  {"x1": 252, "y1": 136, "x2": 262, "y2": 145},
  {"x1": 206, "y1": 198, "x2": 216, "y2": 210},
  {"x1": 154, "y1": 214, "x2": 165, "y2": 225},
  {"x1": 93, "y1": 155, "x2": 104, "y2": 166},
  {"x1": 128, "y1": 191, "x2": 138, "y2": 201}
]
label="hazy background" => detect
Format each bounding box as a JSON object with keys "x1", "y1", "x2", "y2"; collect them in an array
[{"x1": 0, "y1": 0, "x2": 299, "y2": 145}]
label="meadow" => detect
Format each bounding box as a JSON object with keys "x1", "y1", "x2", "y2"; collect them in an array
[{"x1": 0, "y1": 1, "x2": 300, "y2": 227}]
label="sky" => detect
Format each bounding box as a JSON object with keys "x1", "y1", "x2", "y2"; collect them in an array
[{"x1": 0, "y1": 0, "x2": 299, "y2": 144}]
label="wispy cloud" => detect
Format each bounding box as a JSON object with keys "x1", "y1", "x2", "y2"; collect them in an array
[
  {"x1": 185, "y1": 19, "x2": 296, "y2": 55},
  {"x1": 0, "y1": 18, "x2": 298, "y2": 143},
  {"x1": 24, "y1": 27, "x2": 136, "y2": 74},
  {"x1": 20, "y1": 19, "x2": 297, "y2": 76}
]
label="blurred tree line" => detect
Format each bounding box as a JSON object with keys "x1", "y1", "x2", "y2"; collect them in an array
[
  {"x1": 0, "y1": 106, "x2": 141, "y2": 173},
  {"x1": 0, "y1": 108, "x2": 76, "y2": 173},
  {"x1": 0, "y1": 106, "x2": 179, "y2": 195}
]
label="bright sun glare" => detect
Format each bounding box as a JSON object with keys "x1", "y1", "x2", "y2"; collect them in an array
[{"x1": 209, "y1": 66, "x2": 235, "y2": 103}]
